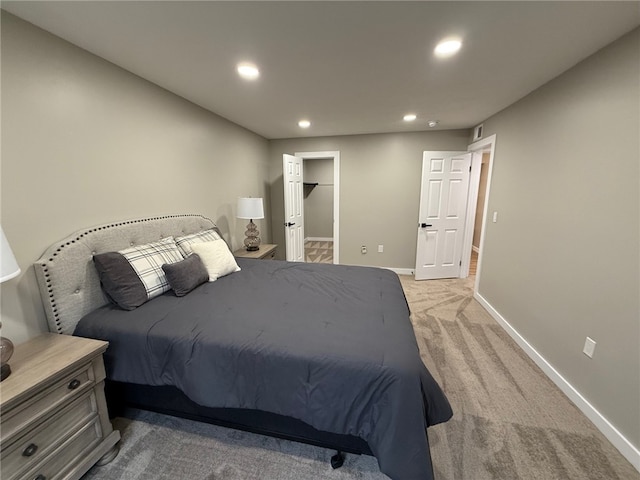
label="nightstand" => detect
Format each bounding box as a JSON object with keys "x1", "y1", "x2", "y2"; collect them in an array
[
  {"x1": 0, "y1": 333, "x2": 120, "y2": 480},
  {"x1": 233, "y1": 243, "x2": 278, "y2": 260}
]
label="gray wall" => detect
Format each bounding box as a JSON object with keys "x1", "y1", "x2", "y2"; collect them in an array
[
  {"x1": 303, "y1": 159, "x2": 333, "y2": 239},
  {"x1": 477, "y1": 28, "x2": 639, "y2": 448},
  {"x1": 269, "y1": 130, "x2": 470, "y2": 266},
  {"x1": 0, "y1": 13, "x2": 270, "y2": 343}
]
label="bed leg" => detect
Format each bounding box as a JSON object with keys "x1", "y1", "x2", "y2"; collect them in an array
[{"x1": 330, "y1": 451, "x2": 345, "y2": 469}]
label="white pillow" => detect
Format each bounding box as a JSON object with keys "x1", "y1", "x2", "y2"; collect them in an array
[{"x1": 190, "y1": 240, "x2": 241, "y2": 281}]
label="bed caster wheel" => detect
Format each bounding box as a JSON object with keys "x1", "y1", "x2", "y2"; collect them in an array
[{"x1": 331, "y1": 451, "x2": 345, "y2": 469}]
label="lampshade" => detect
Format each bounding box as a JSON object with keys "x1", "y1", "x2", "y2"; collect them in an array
[
  {"x1": 237, "y1": 197, "x2": 264, "y2": 220},
  {"x1": 0, "y1": 226, "x2": 20, "y2": 283}
]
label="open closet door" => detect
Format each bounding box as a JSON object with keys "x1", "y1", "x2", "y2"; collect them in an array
[{"x1": 283, "y1": 154, "x2": 305, "y2": 262}]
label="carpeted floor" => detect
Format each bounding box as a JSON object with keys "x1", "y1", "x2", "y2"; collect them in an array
[
  {"x1": 400, "y1": 275, "x2": 638, "y2": 480},
  {"x1": 82, "y1": 275, "x2": 639, "y2": 480}
]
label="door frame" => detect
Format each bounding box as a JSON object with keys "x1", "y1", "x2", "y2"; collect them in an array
[
  {"x1": 294, "y1": 151, "x2": 340, "y2": 264},
  {"x1": 465, "y1": 134, "x2": 497, "y2": 292},
  {"x1": 459, "y1": 150, "x2": 484, "y2": 278}
]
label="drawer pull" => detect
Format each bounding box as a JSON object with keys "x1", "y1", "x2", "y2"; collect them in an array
[
  {"x1": 34, "y1": 475, "x2": 47, "y2": 480},
  {"x1": 68, "y1": 379, "x2": 81, "y2": 390},
  {"x1": 22, "y1": 443, "x2": 38, "y2": 457}
]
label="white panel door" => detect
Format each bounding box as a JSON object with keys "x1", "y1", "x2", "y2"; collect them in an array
[
  {"x1": 415, "y1": 152, "x2": 472, "y2": 280},
  {"x1": 283, "y1": 154, "x2": 305, "y2": 262}
]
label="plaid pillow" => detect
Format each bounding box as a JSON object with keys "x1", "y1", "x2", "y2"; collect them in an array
[
  {"x1": 119, "y1": 237, "x2": 183, "y2": 299},
  {"x1": 175, "y1": 229, "x2": 222, "y2": 257}
]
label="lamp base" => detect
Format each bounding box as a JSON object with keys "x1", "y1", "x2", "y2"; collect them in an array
[
  {"x1": 0, "y1": 330, "x2": 14, "y2": 382},
  {"x1": 1, "y1": 363, "x2": 11, "y2": 381},
  {"x1": 243, "y1": 219, "x2": 261, "y2": 252}
]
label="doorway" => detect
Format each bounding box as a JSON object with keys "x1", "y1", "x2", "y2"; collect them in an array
[
  {"x1": 465, "y1": 134, "x2": 496, "y2": 292},
  {"x1": 413, "y1": 135, "x2": 496, "y2": 286},
  {"x1": 294, "y1": 151, "x2": 340, "y2": 264},
  {"x1": 469, "y1": 152, "x2": 490, "y2": 276}
]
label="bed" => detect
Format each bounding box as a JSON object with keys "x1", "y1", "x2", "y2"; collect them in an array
[{"x1": 34, "y1": 214, "x2": 452, "y2": 480}]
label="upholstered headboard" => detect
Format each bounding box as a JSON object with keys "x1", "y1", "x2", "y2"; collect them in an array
[{"x1": 34, "y1": 214, "x2": 217, "y2": 335}]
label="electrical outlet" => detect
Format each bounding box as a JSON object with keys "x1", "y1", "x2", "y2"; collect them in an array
[
  {"x1": 361, "y1": 245, "x2": 367, "y2": 254},
  {"x1": 583, "y1": 337, "x2": 596, "y2": 358},
  {"x1": 378, "y1": 244, "x2": 384, "y2": 253}
]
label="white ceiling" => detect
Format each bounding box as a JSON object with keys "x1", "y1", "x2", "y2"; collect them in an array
[{"x1": 3, "y1": 1, "x2": 639, "y2": 139}]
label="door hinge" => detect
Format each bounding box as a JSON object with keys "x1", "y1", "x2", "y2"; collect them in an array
[
  {"x1": 469, "y1": 166, "x2": 472, "y2": 172},
  {"x1": 460, "y1": 260, "x2": 462, "y2": 266}
]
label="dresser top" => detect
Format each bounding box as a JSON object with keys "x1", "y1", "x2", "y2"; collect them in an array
[{"x1": 0, "y1": 333, "x2": 108, "y2": 409}]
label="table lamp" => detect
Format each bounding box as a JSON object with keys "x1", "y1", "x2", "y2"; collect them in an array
[
  {"x1": 1, "y1": 226, "x2": 21, "y2": 381},
  {"x1": 237, "y1": 197, "x2": 264, "y2": 251}
]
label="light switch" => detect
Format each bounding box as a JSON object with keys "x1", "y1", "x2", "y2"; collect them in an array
[
  {"x1": 492, "y1": 211, "x2": 498, "y2": 223},
  {"x1": 583, "y1": 337, "x2": 596, "y2": 358}
]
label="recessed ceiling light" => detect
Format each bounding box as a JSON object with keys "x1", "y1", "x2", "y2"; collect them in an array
[
  {"x1": 298, "y1": 120, "x2": 311, "y2": 128},
  {"x1": 237, "y1": 62, "x2": 260, "y2": 80},
  {"x1": 403, "y1": 114, "x2": 417, "y2": 122},
  {"x1": 434, "y1": 39, "x2": 462, "y2": 58},
  {"x1": 428, "y1": 120, "x2": 439, "y2": 128}
]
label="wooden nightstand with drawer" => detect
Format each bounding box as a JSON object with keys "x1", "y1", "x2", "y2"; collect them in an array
[
  {"x1": 0, "y1": 333, "x2": 120, "y2": 480},
  {"x1": 233, "y1": 243, "x2": 278, "y2": 260}
]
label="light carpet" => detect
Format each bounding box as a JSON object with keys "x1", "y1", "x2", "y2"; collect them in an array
[{"x1": 82, "y1": 275, "x2": 639, "y2": 480}]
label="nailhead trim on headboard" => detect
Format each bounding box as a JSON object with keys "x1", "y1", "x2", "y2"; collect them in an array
[{"x1": 34, "y1": 214, "x2": 217, "y2": 335}]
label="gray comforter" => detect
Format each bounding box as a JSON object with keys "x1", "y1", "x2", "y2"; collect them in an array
[{"x1": 75, "y1": 259, "x2": 452, "y2": 480}]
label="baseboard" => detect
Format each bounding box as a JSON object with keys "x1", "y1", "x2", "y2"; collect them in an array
[
  {"x1": 339, "y1": 264, "x2": 414, "y2": 276},
  {"x1": 474, "y1": 291, "x2": 640, "y2": 472},
  {"x1": 304, "y1": 237, "x2": 333, "y2": 243},
  {"x1": 384, "y1": 267, "x2": 414, "y2": 276}
]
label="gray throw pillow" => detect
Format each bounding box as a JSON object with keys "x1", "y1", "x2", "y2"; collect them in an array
[
  {"x1": 162, "y1": 253, "x2": 209, "y2": 297},
  {"x1": 93, "y1": 252, "x2": 148, "y2": 310}
]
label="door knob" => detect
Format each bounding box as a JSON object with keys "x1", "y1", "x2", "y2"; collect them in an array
[
  {"x1": 284, "y1": 222, "x2": 296, "y2": 227},
  {"x1": 68, "y1": 379, "x2": 81, "y2": 390},
  {"x1": 420, "y1": 223, "x2": 432, "y2": 228},
  {"x1": 22, "y1": 443, "x2": 38, "y2": 457}
]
